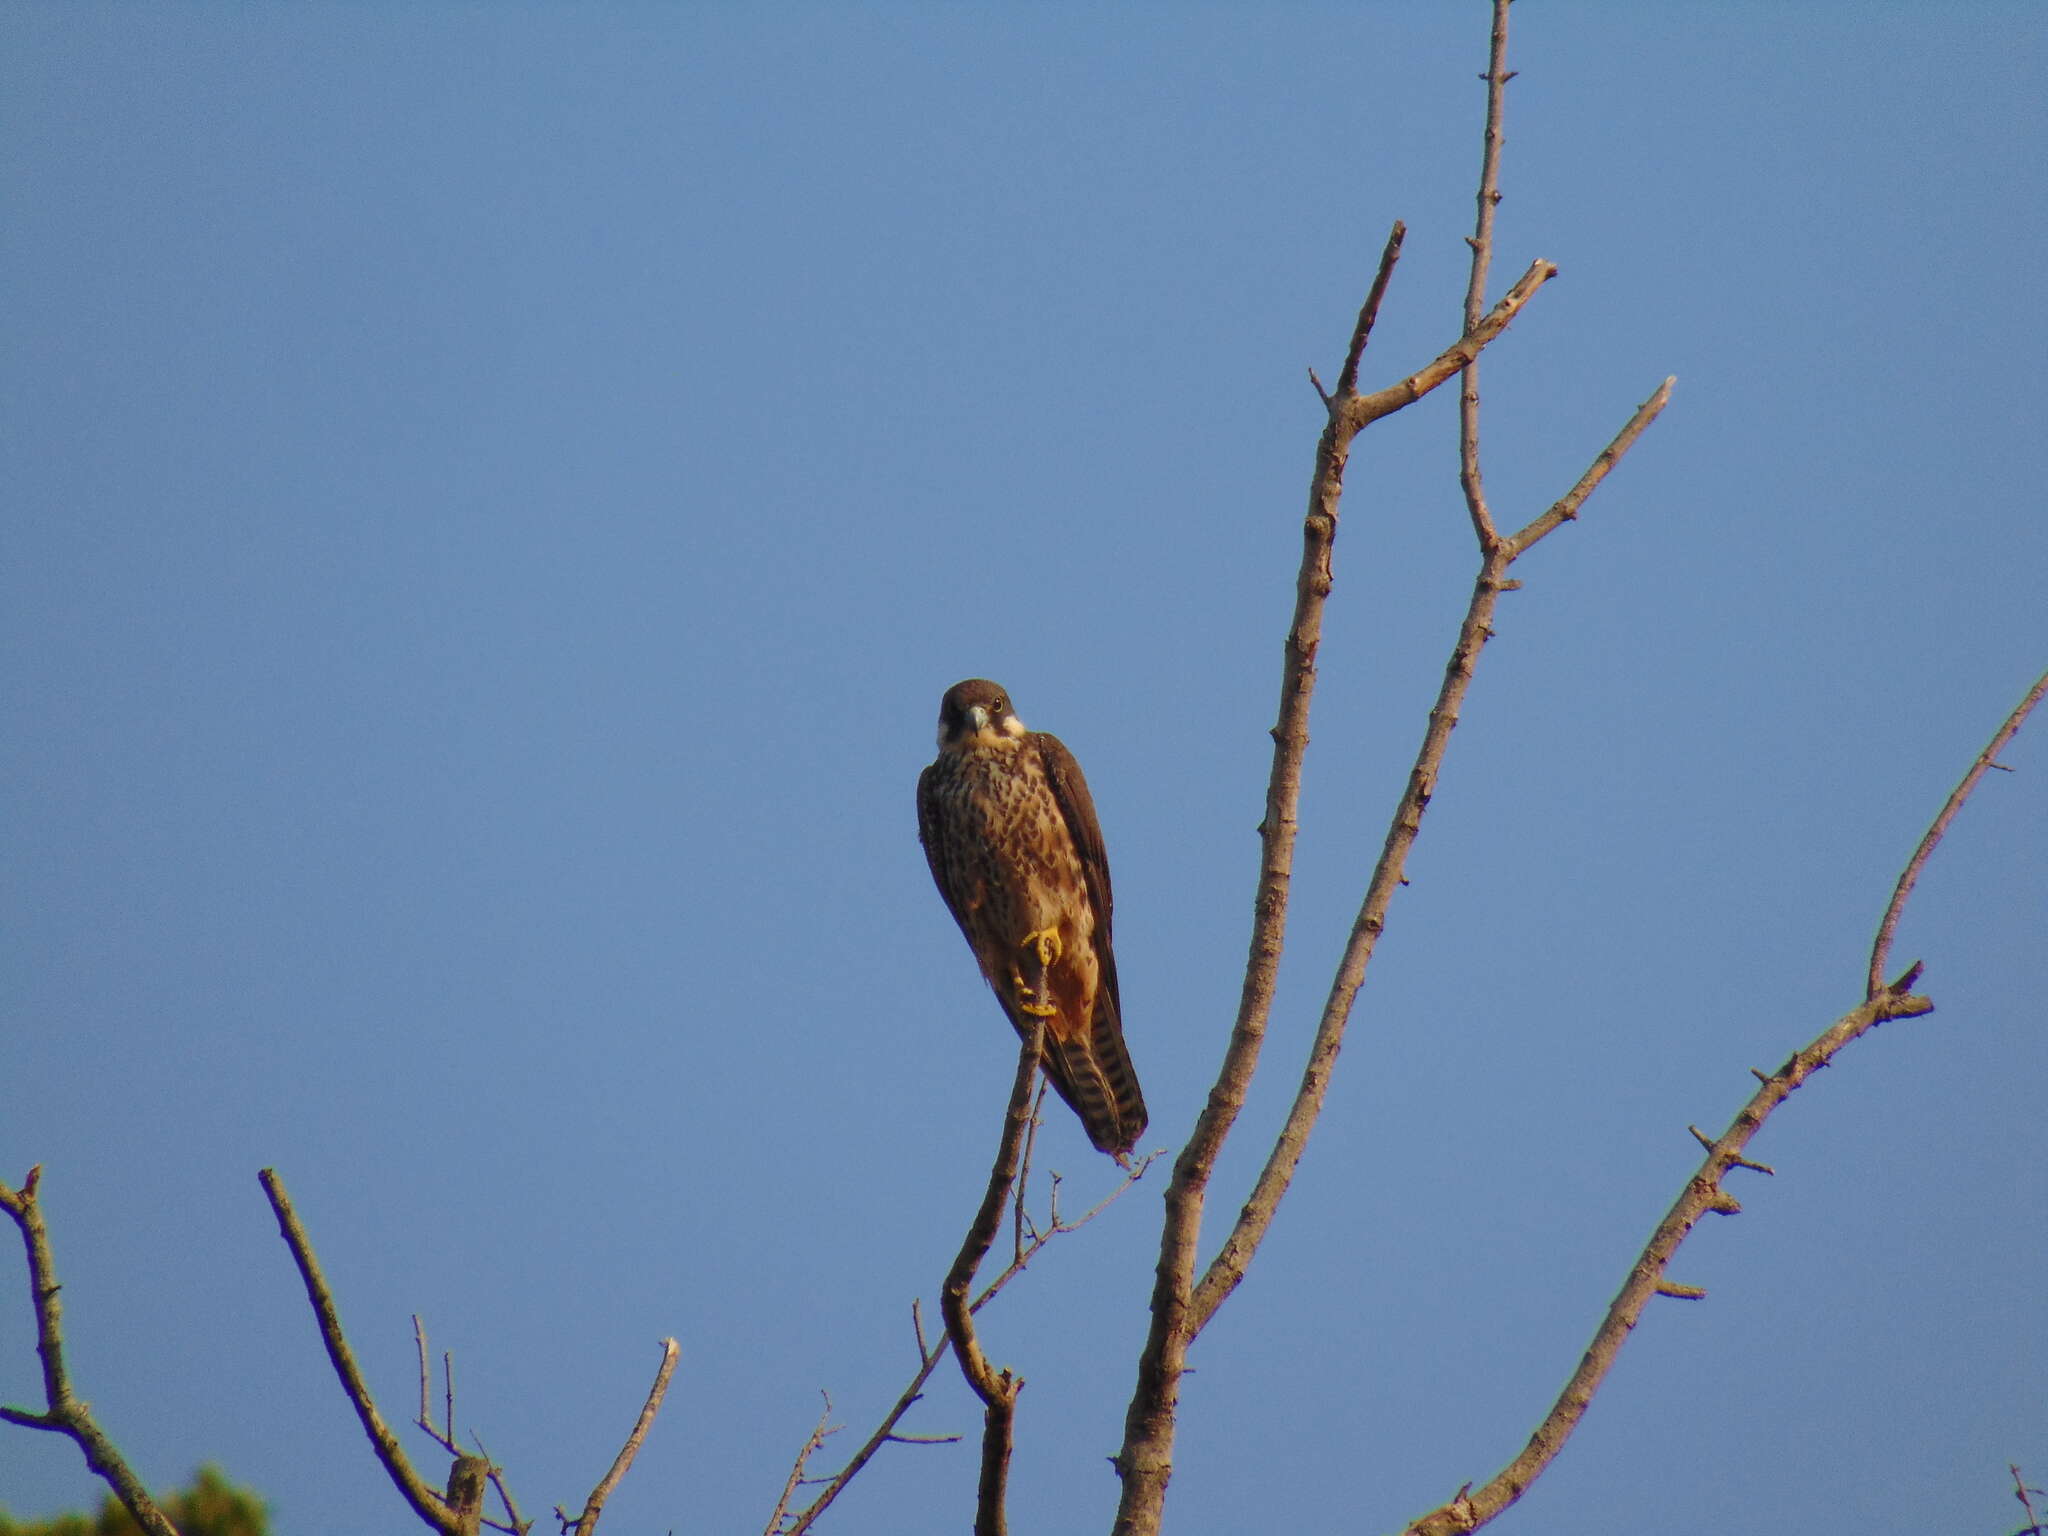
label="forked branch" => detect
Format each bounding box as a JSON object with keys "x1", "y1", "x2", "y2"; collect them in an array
[
  {"x1": 1191, "y1": 382, "x2": 1670, "y2": 1338},
  {"x1": 0, "y1": 1168, "x2": 180, "y2": 1536},
  {"x1": 762, "y1": 1393, "x2": 843, "y2": 1536},
  {"x1": 262, "y1": 1169, "x2": 673, "y2": 1536},
  {"x1": 777, "y1": 1149, "x2": 1153, "y2": 1536},
  {"x1": 1113, "y1": 6, "x2": 1668, "y2": 1529}
]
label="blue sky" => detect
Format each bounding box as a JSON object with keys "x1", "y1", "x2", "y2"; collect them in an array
[{"x1": 4, "y1": 5, "x2": 2043, "y2": 1534}]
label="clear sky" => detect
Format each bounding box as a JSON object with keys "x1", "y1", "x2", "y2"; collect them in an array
[{"x1": 4, "y1": 5, "x2": 2043, "y2": 1534}]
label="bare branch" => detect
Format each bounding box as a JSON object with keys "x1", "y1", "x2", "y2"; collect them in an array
[
  {"x1": 1185, "y1": 545, "x2": 1505, "y2": 1331},
  {"x1": 940, "y1": 1012, "x2": 1045, "y2": 1536},
  {"x1": 1012, "y1": 1082, "x2": 1047, "y2": 1267},
  {"x1": 1867, "y1": 666, "x2": 2047, "y2": 997},
  {"x1": 778, "y1": 1150, "x2": 1151, "y2": 1536},
  {"x1": 779, "y1": 1338, "x2": 945, "y2": 1536},
  {"x1": 415, "y1": 1318, "x2": 439, "y2": 1447},
  {"x1": 763, "y1": 1392, "x2": 840, "y2": 1536},
  {"x1": 1117, "y1": 16, "x2": 1656, "y2": 1527},
  {"x1": 1343, "y1": 260, "x2": 1555, "y2": 434},
  {"x1": 1505, "y1": 377, "x2": 1676, "y2": 555},
  {"x1": 1114, "y1": 145, "x2": 1560, "y2": 1536},
  {"x1": 565, "y1": 1337, "x2": 680, "y2": 1536},
  {"x1": 1458, "y1": 0, "x2": 1514, "y2": 548},
  {"x1": 1166, "y1": 253, "x2": 1553, "y2": 1324},
  {"x1": 0, "y1": 1169, "x2": 180, "y2": 1536},
  {"x1": 1114, "y1": 249, "x2": 1551, "y2": 1536},
  {"x1": 412, "y1": 1317, "x2": 463, "y2": 1457},
  {"x1": 471, "y1": 1434, "x2": 531, "y2": 1536},
  {"x1": 1334, "y1": 220, "x2": 1407, "y2": 400},
  {"x1": 1399, "y1": 976, "x2": 1934, "y2": 1535},
  {"x1": 1399, "y1": 662, "x2": 2036, "y2": 1533},
  {"x1": 1189, "y1": 367, "x2": 1671, "y2": 1332},
  {"x1": 2013, "y1": 1464, "x2": 2046, "y2": 1536},
  {"x1": 258, "y1": 1168, "x2": 457, "y2": 1535},
  {"x1": 973, "y1": 1150, "x2": 1158, "y2": 1317}
]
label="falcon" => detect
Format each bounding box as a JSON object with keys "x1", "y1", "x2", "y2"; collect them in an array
[{"x1": 916, "y1": 679, "x2": 1146, "y2": 1158}]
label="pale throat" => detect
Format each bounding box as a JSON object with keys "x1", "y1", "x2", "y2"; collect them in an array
[{"x1": 941, "y1": 714, "x2": 1029, "y2": 751}]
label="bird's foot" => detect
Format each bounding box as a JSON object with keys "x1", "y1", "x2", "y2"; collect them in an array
[
  {"x1": 1009, "y1": 929, "x2": 1063, "y2": 1016},
  {"x1": 1008, "y1": 962, "x2": 1060, "y2": 1018},
  {"x1": 1020, "y1": 926, "x2": 1064, "y2": 968}
]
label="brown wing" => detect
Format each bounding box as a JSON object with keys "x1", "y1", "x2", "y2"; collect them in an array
[
  {"x1": 1033, "y1": 732, "x2": 1145, "y2": 1155},
  {"x1": 1032, "y1": 734, "x2": 1113, "y2": 946},
  {"x1": 916, "y1": 760, "x2": 973, "y2": 937}
]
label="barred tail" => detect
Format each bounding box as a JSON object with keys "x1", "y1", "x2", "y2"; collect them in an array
[{"x1": 1040, "y1": 991, "x2": 1147, "y2": 1158}]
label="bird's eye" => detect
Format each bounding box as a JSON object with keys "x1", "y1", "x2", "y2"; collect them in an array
[{"x1": 993, "y1": 698, "x2": 1007, "y2": 714}]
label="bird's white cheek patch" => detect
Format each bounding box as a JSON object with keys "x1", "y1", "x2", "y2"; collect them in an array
[{"x1": 1002, "y1": 715, "x2": 1027, "y2": 737}]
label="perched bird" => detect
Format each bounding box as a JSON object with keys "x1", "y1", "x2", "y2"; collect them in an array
[{"x1": 916, "y1": 679, "x2": 1147, "y2": 1158}]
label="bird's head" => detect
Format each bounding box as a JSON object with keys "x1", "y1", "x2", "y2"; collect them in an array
[{"x1": 936, "y1": 678, "x2": 1026, "y2": 750}]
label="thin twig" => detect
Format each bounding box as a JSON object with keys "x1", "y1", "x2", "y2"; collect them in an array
[
  {"x1": 1867, "y1": 666, "x2": 2047, "y2": 997},
  {"x1": 1506, "y1": 378, "x2": 1676, "y2": 555},
  {"x1": 778, "y1": 1152, "x2": 1152, "y2": 1536},
  {"x1": 0, "y1": 1169, "x2": 181, "y2": 1536},
  {"x1": 1465, "y1": 0, "x2": 1511, "y2": 323},
  {"x1": 1458, "y1": 0, "x2": 1514, "y2": 548},
  {"x1": 975, "y1": 1150, "x2": 1160, "y2": 1316},
  {"x1": 2013, "y1": 1464, "x2": 2046, "y2": 1536},
  {"x1": 1012, "y1": 1082, "x2": 1047, "y2": 1267},
  {"x1": 1334, "y1": 220, "x2": 1407, "y2": 400},
  {"x1": 259, "y1": 1169, "x2": 457, "y2": 1534},
  {"x1": 413, "y1": 1319, "x2": 462, "y2": 1456},
  {"x1": 416, "y1": 1316, "x2": 434, "y2": 1441},
  {"x1": 566, "y1": 1337, "x2": 680, "y2": 1536},
  {"x1": 780, "y1": 1336, "x2": 946, "y2": 1536},
  {"x1": 940, "y1": 1012, "x2": 1045, "y2": 1536},
  {"x1": 763, "y1": 1393, "x2": 839, "y2": 1536}
]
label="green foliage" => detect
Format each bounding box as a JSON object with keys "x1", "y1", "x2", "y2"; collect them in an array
[{"x1": 0, "y1": 1466, "x2": 267, "y2": 1536}]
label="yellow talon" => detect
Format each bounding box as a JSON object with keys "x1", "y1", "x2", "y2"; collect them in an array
[
  {"x1": 1020, "y1": 927, "x2": 1064, "y2": 968},
  {"x1": 1009, "y1": 940, "x2": 1062, "y2": 1017}
]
